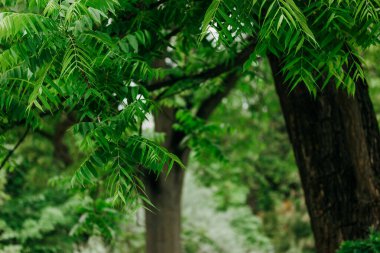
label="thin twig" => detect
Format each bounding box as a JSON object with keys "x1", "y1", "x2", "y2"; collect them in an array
[{"x1": 0, "y1": 127, "x2": 30, "y2": 170}]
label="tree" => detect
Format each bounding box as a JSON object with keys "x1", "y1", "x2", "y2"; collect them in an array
[
  {"x1": 143, "y1": 70, "x2": 245, "y2": 253},
  {"x1": 191, "y1": 0, "x2": 380, "y2": 251},
  {"x1": 260, "y1": 1, "x2": 380, "y2": 251},
  {"x1": 197, "y1": 1, "x2": 380, "y2": 252},
  {"x1": 270, "y1": 54, "x2": 380, "y2": 253},
  {"x1": 0, "y1": 1, "x2": 253, "y2": 251},
  {"x1": 1, "y1": 0, "x2": 380, "y2": 253}
]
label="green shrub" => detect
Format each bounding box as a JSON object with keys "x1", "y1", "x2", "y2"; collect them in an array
[{"x1": 337, "y1": 231, "x2": 380, "y2": 253}]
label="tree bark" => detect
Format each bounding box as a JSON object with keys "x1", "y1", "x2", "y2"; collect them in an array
[
  {"x1": 269, "y1": 55, "x2": 380, "y2": 253},
  {"x1": 144, "y1": 107, "x2": 189, "y2": 253}
]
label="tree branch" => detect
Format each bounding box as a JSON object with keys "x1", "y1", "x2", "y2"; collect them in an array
[
  {"x1": 146, "y1": 41, "x2": 257, "y2": 92},
  {"x1": 142, "y1": 0, "x2": 167, "y2": 11},
  {"x1": 196, "y1": 71, "x2": 240, "y2": 120},
  {"x1": 0, "y1": 127, "x2": 30, "y2": 170},
  {"x1": 122, "y1": 0, "x2": 169, "y2": 22}
]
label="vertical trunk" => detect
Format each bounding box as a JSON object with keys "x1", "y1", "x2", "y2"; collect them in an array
[
  {"x1": 269, "y1": 55, "x2": 380, "y2": 253},
  {"x1": 142, "y1": 72, "x2": 239, "y2": 253},
  {"x1": 144, "y1": 165, "x2": 185, "y2": 253},
  {"x1": 144, "y1": 107, "x2": 189, "y2": 253}
]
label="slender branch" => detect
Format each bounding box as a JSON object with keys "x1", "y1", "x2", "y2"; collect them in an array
[
  {"x1": 196, "y1": 71, "x2": 240, "y2": 120},
  {"x1": 163, "y1": 27, "x2": 182, "y2": 40},
  {"x1": 147, "y1": 41, "x2": 257, "y2": 92},
  {"x1": 122, "y1": 0, "x2": 169, "y2": 21},
  {"x1": 142, "y1": 0, "x2": 167, "y2": 11},
  {"x1": 34, "y1": 129, "x2": 54, "y2": 139},
  {"x1": 0, "y1": 109, "x2": 56, "y2": 135},
  {"x1": 0, "y1": 127, "x2": 30, "y2": 170}
]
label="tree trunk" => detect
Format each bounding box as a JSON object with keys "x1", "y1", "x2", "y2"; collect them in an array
[
  {"x1": 144, "y1": 107, "x2": 189, "y2": 253},
  {"x1": 269, "y1": 55, "x2": 380, "y2": 253},
  {"x1": 144, "y1": 164, "x2": 186, "y2": 253},
  {"x1": 143, "y1": 72, "x2": 239, "y2": 253}
]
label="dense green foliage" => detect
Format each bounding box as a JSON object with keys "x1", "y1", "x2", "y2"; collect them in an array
[
  {"x1": 337, "y1": 231, "x2": 380, "y2": 253},
  {"x1": 1, "y1": 0, "x2": 379, "y2": 207},
  {"x1": 1, "y1": 0, "x2": 380, "y2": 252}
]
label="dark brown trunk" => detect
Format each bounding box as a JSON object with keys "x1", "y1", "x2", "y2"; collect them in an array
[
  {"x1": 269, "y1": 55, "x2": 380, "y2": 253},
  {"x1": 144, "y1": 107, "x2": 189, "y2": 253}
]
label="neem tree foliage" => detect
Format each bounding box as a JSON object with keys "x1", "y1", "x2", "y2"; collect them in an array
[
  {"x1": 0, "y1": 0, "x2": 379, "y2": 209},
  {"x1": 1, "y1": 1, "x2": 380, "y2": 253}
]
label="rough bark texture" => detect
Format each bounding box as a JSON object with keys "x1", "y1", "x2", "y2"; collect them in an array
[
  {"x1": 144, "y1": 107, "x2": 189, "y2": 253},
  {"x1": 269, "y1": 55, "x2": 380, "y2": 253}
]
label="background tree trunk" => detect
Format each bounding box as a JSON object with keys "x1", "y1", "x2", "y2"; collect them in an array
[
  {"x1": 143, "y1": 71, "x2": 239, "y2": 253},
  {"x1": 269, "y1": 55, "x2": 380, "y2": 253},
  {"x1": 144, "y1": 107, "x2": 189, "y2": 253},
  {"x1": 144, "y1": 164, "x2": 186, "y2": 253}
]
